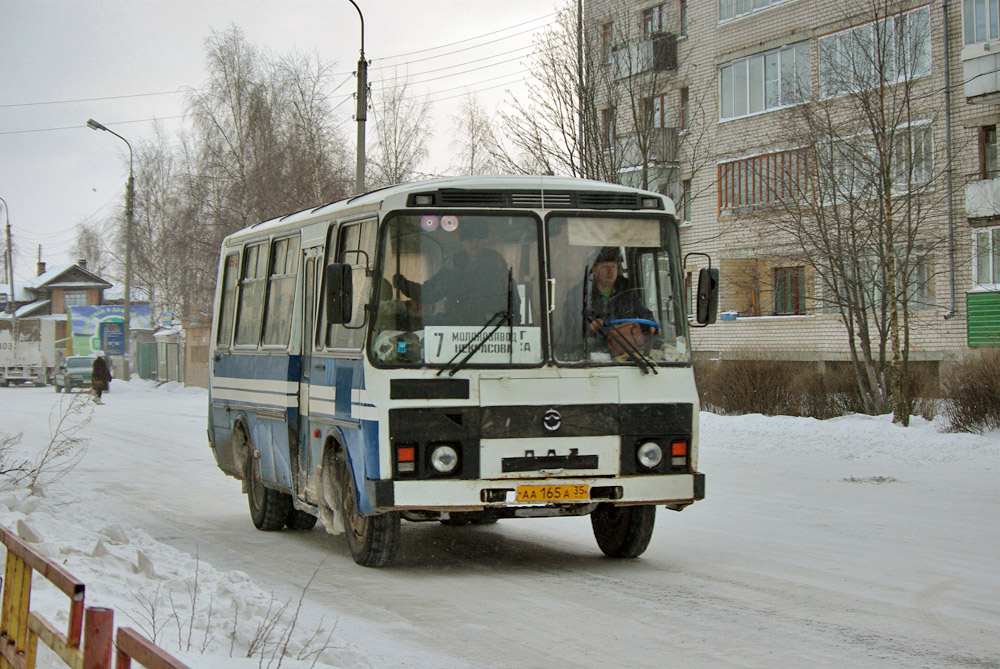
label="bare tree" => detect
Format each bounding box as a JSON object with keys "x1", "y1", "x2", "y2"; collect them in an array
[
  {"x1": 757, "y1": 0, "x2": 953, "y2": 423},
  {"x1": 368, "y1": 70, "x2": 432, "y2": 188},
  {"x1": 449, "y1": 94, "x2": 500, "y2": 175},
  {"x1": 118, "y1": 26, "x2": 353, "y2": 322},
  {"x1": 72, "y1": 222, "x2": 107, "y2": 276}
]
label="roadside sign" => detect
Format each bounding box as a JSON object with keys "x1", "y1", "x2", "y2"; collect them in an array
[
  {"x1": 100, "y1": 321, "x2": 125, "y2": 355},
  {"x1": 0, "y1": 293, "x2": 7, "y2": 310}
]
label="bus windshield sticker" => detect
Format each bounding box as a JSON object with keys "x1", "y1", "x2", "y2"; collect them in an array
[{"x1": 424, "y1": 326, "x2": 542, "y2": 364}]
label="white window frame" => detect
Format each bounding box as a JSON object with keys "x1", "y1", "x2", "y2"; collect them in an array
[
  {"x1": 719, "y1": 0, "x2": 794, "y2": 23},
  {"x1": 963, "y1": 0, "x2": 1000, "y2": 44},
  {"x1": 719, "y1": 41, "x2": 810, "y2": 121},
  {"x1": 973, "y1": 226, "x2": 1000, "y2": 289},
  {"x1": 819, "y1": 6, "x2": 931, "y2": 99}
]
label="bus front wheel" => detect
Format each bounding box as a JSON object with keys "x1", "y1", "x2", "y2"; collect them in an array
[
  {"x1": 590, "y1": 503, "x2": 656, "y2": 558},
  {"x1": 334, "y1": 451, "x2": 400, "y2": 567}
]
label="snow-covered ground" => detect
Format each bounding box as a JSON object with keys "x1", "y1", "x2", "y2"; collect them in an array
[{"x1": 0, "y1": 380, "x2": 998, "y2": 668}]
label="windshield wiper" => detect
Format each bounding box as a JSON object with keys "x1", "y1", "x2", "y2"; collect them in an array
[
  {"x1": 438, "y1": 270, "x2": 515, "y2": 377},
  {"x1": 592, "y1": 318, "x2": 658, "y2": 375}
]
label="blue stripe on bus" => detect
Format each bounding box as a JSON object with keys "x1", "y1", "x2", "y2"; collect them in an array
[{"x1": 214, "y1": 351, "x2": 300, "y2": 381}]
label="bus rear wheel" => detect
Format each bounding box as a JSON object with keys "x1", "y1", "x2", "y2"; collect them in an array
[
  {"x1": 590, "y1": 503, "x2": 656, "y2": 558},
  {"x1": 247, "y1": 452, "x2": 292, "y2": 531},
  {"x1": 335, "y1": 451, "x2": 400, "y2": 567}
]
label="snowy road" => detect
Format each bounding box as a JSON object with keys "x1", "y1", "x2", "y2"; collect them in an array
[{"x1": 1, "y1": 382, "x2": 998, "y2": 668}]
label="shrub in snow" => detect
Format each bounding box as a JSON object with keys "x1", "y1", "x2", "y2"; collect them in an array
[{"x1": 942, "y1": 349, "x2": 1000, "y2": 434}]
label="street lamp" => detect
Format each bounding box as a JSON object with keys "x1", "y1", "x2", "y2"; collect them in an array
[
  {"x1": 347, "y1": 0, "x2": 367, "y2": 194},
  {"x1": 86, "y1": 118, "x2": 133, "y2": 380},
  {"x1": 0, "y1": 196, "x2": 12, "y2": 314}
]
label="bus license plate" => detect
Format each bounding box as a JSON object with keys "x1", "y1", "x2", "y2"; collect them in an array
[{"x1": 515, "y1": 484, "x2": 590, "y2": 502}]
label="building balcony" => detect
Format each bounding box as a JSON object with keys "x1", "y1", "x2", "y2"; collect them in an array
[
  {"x1": 612, "y1": 33, "x2": 677, "y2": 80},
  {"x1": 961, "y1": 42, "x2": 1000, "y2": 104},
  {"x1": 965, "y1": 175, "x2": 1000, "y2": 220},
  {"x1": 617, "y1": 127, "x2": 680, "y2": 169}
]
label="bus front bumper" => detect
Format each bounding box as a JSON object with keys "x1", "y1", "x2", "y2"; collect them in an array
[{"x1": 369, "y1": 472, "x2": 705, "y2": 511}]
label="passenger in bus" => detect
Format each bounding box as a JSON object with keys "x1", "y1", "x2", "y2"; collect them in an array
[{"x1": 392, "y1": 221, "x2": 520, "y2": 326}]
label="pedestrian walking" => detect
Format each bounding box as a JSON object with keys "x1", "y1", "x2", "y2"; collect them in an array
[{"x1": 91, "y1": 351, "x2": 112, "y2": 404}]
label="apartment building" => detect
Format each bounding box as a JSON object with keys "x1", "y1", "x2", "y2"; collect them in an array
[{"x1": 587, "y1": 0, "x2": 1000, "y2": 374}]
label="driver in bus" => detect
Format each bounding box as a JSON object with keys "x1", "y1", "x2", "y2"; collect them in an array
[
  {"x1": 585, "y1": 246, "x2": 656, "y2": 333},
  {"x1": 392, "y1": 220, "x2": 520, "y2": 326}
]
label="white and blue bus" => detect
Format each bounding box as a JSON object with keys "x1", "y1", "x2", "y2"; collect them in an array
[{"x1": 208, "y1": 175, "x2": 718, "y2": 567}]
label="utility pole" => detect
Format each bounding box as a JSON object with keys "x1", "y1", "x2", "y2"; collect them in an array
[
  {"x1": 578, "y1": 0, "x2": 585, "y2": 178},
  {"x1": 348, "y1": 0, "x2": 367, "y2": 195},
  {"x1": 1, "y1": 196, "x2": 13, "y2": 314}
]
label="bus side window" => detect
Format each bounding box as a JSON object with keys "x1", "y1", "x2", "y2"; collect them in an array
[
  {"x1": 327, "y1": 220, "x2": 375, "y2": 349},
  {"x1": 262, "y1": 235, "x2": 301, "y2": 347},
  {"x1": 235, "y1": 242, "x2": 268, "y2": 347},
  {"x1": 216, "y1": 252, "x2": 240, "y2": 347}
]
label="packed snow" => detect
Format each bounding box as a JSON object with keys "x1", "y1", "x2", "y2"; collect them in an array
[{"x1": 0, "y1": 379, "x2": 998, "y2": 668}]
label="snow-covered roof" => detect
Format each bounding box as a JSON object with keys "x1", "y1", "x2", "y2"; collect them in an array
[
  {"x1": 23, "y1": 263, "x2": 111, "y2": 290},
  {"x1": 14, "y1": 299, "x2": 50, "y2": 317},
  {"x1": 153, "y1": 326, "x2": 183, "y2": 338},
  {"x1": 0, "y1": 281, "x2": 31, "y2": 302},
  {"x1": 103, "y1": 285, "x2": 149, "y2": 302}
]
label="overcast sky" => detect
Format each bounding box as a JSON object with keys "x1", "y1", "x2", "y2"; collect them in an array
[{"x1": 0, "y1": 0, "x2": 560, "y2": 280}]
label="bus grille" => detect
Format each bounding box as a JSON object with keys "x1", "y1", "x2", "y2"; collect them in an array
[{"x1": 407, "y1": 189, "x2": 662, "y2": 210}]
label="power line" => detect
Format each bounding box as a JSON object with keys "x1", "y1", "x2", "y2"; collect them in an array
[
  {"x1": 0, "y1": 13, "x2": 554, "y2": 111},
  {"x1": 376, "y1": 13, "x2": 554, "y2": 62}
]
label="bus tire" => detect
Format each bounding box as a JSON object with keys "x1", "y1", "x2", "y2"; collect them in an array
[
  {"x1": 335, "y1": 450, "x2": 400, "y2": 567},
  {"x1": 590, "y1": 503, "x2": 656, "y2": 558},
  {"x1": 286, "y1": 509, "x2": 318, "y2": 531},
  {"x1": 247, "y1": 453, "x2": 293, "y2": 531}
]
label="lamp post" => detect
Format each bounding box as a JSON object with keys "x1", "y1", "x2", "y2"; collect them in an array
[
  {"x1": 347, "y1": 0, "x2": 367, "y2": 194},
  {"x1": 86, "y1": 118, "x2": 133, "y2": 380},
  {"x1": 0, "y1": 196, "x2": 13, "y2": 314}
]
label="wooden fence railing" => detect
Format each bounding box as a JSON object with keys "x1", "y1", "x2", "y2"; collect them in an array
[{"x1": 0, "y1": 524, "x2": 187, "y2": 669}]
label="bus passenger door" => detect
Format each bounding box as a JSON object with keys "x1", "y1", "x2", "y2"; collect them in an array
[{"x1": 298, "y1": 249, "x2": 319, "y2": 501}]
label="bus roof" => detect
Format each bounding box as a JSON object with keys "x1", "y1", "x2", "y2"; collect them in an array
[{"x1": 222, "y1": 175, "x2": 675, "y2": 247}]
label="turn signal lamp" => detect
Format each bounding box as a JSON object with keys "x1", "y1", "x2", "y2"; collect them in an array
[
  {"x1": 671, "y1": 440, "x2": 688, "y2": 468},
  {"x1": 397, "y1": 446, "x2": 416, "y2": 473}
]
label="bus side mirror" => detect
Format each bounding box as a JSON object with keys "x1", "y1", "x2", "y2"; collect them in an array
[
  {"x1": 325, "y1": 263, "x2": 353, "y2": 324},
  {"x1": 695, "y1": 267, "x2": 719, "y2": 325}
]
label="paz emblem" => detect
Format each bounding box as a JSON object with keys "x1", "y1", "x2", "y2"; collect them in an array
[{"x1": 542, "y1": 408, "x2": 562, "y2": 431}]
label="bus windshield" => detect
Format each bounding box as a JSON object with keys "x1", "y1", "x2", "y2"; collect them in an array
[
  {"x1": 370, "y1": 213, "x2": 543, "y2": 367},
  {"x1": 548, "y1": 215, "x2": 689, "y2": 366}
]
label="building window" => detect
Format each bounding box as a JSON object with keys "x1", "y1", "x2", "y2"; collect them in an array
[
  {"x1": 601, "y1": 22, "x2": 615, "y2": 63},
  {"x1": 63, "y1": 290, "x2": 87, "y2": 307},
  {"x1": 647, "y1": 93, "x2": 668, "y2": 128},
  {"x1": 974, "y1": 226, "x2": 1000, "y2": 287},
  {"x1": 680, "y1": 179, "x2": 692, "y2": 222},
  {"x1": 680, "y1": 87, "x2": 689, "y2": 130},
  {"x1": 822, "y1": 124, "x2": 933, "y2": 198},
  {"x1": 680, "y1": 0, "x2": 688, "y2": 36},
  {"x1": 819, "y1": 7, "x2": 931, "y2": 98},
  {"x1": 602, "y1": 108, "x2": 616, "y2": 149},
  {"x1": 719, "y1": 0, "x2": 793, "y2": 23},
  {"x1": 718, "y1": 147, "x2": 810, "y2": 214},
  {"x1": 643, "y1": 4, "x2": 668, "y2": 39},
  {"x1": 773, "y1": 266, "x2": 806, "y2": 315},
  {"x1": 963, "y1": 0, "x2": 1000, "y2": 44},
  {"x1": 981, "y1": 125, "x2": 998, "y2": 179},
  {"x1": 720, "y1": 41, "x2": 810, "y2": 120}
]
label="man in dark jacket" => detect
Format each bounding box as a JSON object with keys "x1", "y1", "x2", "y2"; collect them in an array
[
  {"x1": 91, "y1": 351, "x2": 112, "y2": 404},
  {"x1": 393, "y1": 220, "x2": 519, "y2": 326},
  {"x1": 585, "y1": 246, "x2": 655, "y2": 335}
]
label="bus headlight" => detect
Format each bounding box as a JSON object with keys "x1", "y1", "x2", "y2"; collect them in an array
[
  {"x1": 430, "y1": 444, "x2": 459, "y2": 474},
  {"x1": 636, "y1": 441, "x2": 663, "y2": 470}
]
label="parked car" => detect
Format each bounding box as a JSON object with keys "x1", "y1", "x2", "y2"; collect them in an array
[{"x1": 54, "y1": 356, "x2": 99, "y2": 393}]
